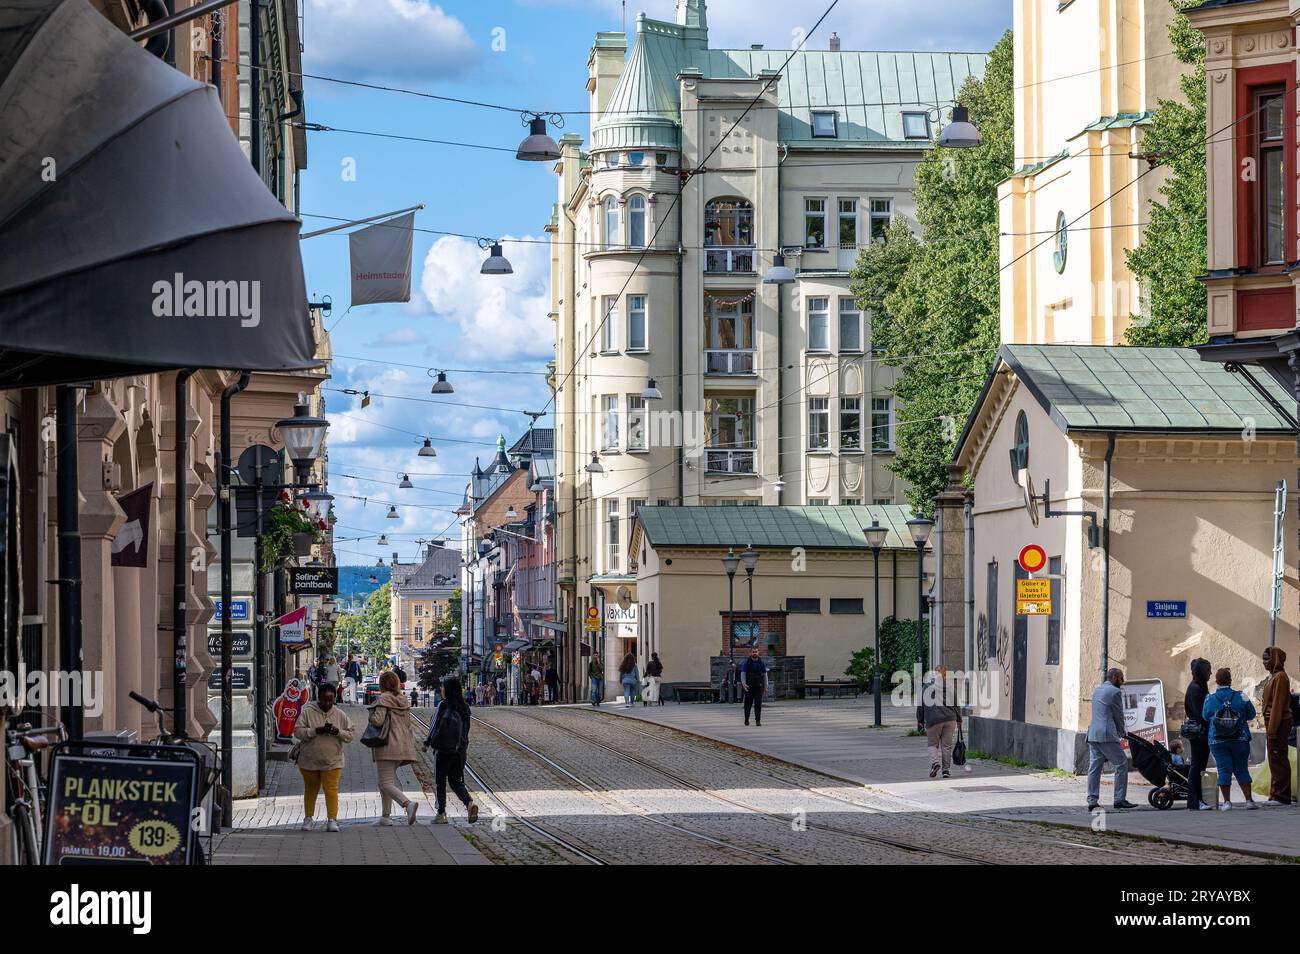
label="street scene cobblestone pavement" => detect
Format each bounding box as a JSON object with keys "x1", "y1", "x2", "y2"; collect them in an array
[
  {"x1": 212, "y1": 706, "x2": 487, "y2": 866},
  {"x1": 436, "y1": 702, "x2": 1283, "y2": 865}
]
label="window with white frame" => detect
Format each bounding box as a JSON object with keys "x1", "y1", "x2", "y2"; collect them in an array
[
  {"x1": 603, "y1": 395, "x2": 620, "y2": 450},
  {"x1": 840, "y1": 397, "x2": 862, "y2": 451},
  {"x1": 808, "y1": 498, "x2": 829, "y2": 506},
  {"x1": 413, "y1": 603, "x2": 424, "y2": 617},
  {"x1": 843, "y1": 498, "x2": 861, "y2": 506},
  {"x1": 902, "y1": 112, "x2": 931, "y2": 139},
  {"x1": 627, "y1": 295, "x2": 647, "y2": 350},
  {"x1": 606, "y1": 498, "x2": 620, "y2": 571},
  {"x1": 628, "y1": 195, "x2": 646, "y2": 247},
  {"x1": 414, "y1": 623, "x2": 423, "y2": 642},
  {"x1": 604, "y1": 195, "x2": 620, "y2": 248},
  {"x1": 706, "y1": 396, "x2": 754, "y2": 448},
  {"x1": 627, "y1": 394, "x2": 647, "y2": 450},
  {"x1": 807, "y1": 297, "x2": 829, "y2": 351},
  {"x1": 811, "y1": 111, "x2": 838, "y2": 138},
  {"x1": 869, "y1": 198, "x2": 893, "y2": 242},
  {"x1": 600, "y1": 295, "x2": 619, "y2": 352},
  {"x1": 871, "y1": 397, "x2": 894, "y2": 450},
  {"x1": 805, "y1": 198, "x2": 827, "y2": 248},
  {"x1": 873, "y1": 497, "x2": 892, "y2": 506},
  {"x1": 839, "y1": 298, "x2": 862, "y2": 351},
  {"x1": 605, "y1": 152, "x2": 620, "y2": 168},
  {"x1": 808, "y1": 397, "x2": 829, "y2": 450},
  {"x1": 838, "y1": 198, "x2": 859, "y2": 251}
]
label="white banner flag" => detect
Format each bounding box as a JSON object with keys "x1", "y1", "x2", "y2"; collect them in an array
[{"x1": 349, "y1": 212, "x2": 414, "y2": 305}]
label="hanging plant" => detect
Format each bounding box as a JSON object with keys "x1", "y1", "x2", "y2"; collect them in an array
[{"x1": 262, "y1": 503, "x2": 322, "y2": 571}]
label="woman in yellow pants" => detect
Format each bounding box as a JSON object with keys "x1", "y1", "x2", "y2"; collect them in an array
[{"x1": 293, "y1": 682, "x2": 354, "y2": 831}]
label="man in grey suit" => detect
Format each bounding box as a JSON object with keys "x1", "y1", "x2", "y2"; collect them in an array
[{"x1": 1087, "y1": 668, "x2": 1136, "y2": 810}]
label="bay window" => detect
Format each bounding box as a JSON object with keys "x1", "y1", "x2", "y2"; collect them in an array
[
  {"x1": 629, "y1": 195, "x2": 647, "y2": 247},
  {"x1": 604, "y1": 195, "x2": 620, "y2": 249}
]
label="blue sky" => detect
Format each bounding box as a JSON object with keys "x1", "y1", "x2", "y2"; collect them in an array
[{"x1": 299, "y1": 0, "x2": 1011, "y2": 565}]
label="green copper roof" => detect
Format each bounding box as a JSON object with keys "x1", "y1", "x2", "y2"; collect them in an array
[
  {"x1": 591, "y1": 12, "x2": 987, "y2": 152},
  {"x1": 1002, "y1": 345, "x2": 1297, "y2": 434},
  {"x1": 634, "y1": 504, "x2": 921, "y2": 551}
]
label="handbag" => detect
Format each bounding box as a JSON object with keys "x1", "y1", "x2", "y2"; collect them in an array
[
  {"x1": 360, "y1": 707, "x2": 391, "y2": 748},
  {"x1": 1179, "y1": 719, "x2": 1207, "y2": 742},
  {"x1": 952, "y1": 726, "x2": 967, "y2": 766}
]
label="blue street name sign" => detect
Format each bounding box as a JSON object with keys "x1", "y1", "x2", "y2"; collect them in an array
[
  {"x1": 214, "y1": 599, "x2": 250, "y2": 621},
  {"x1": 1147, "y1": 600, "x2": 1186, "y2": 619}
]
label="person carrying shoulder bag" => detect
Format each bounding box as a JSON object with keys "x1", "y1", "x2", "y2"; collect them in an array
[{"x1": 365, "y1": 671, "x2": 420, "y2": 826}]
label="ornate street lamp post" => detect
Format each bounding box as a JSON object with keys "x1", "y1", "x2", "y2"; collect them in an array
[
  {"x1": 907, "y1": 517, "x2": 935, "y2": 680},
  {"x1": 863, "y1": 520, "x2": 888, "y2": 727}
]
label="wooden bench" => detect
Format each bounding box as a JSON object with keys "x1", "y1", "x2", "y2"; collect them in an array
[
  {"x1": 802, "y1": 679, "x2": 859, "y2": 700},
  {"x1": 673, "y1": 682, "x2": 717, "y2": 704}
]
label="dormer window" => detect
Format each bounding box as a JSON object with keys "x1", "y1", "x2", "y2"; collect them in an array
[
  {"x1": 902, "y1": 111, "x2": 930, "y2": 140},
  {"x1": 811, "y1": 111, "x2": 838, "y2": 138}
]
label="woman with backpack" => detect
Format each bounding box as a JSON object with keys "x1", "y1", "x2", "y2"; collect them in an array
[
  {"x1": 618, "y1": 653, "x2": 640, "y2": 708},
  {"x1": 422, "y1": 676, "x2": 479, "y2": 825},
  {"x1": 366, "y1": 670, "x2": 420, "y2": 826},
  {"x1": 1201, "y1": 667, "x2": 1259, "y2": 811},
  {"x1": 1183, "y1": 657, "x2": 1213, "y2": 811},
  {"x1": 292, "y1": 682, "x2": 354, "y2": 832}
]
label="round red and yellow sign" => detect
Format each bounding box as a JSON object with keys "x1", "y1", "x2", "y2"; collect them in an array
[{"x1": 1017, "y1": 544, "x2": 1047, "y2": 574}]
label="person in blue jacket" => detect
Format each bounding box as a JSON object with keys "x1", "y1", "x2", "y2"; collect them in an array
[{"x1": 1202, "y1": 667, "x2": 1259, "y2": 811}]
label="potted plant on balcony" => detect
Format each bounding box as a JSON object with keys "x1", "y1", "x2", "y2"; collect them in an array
[{"x1": 263, "y1": 500, "x2": 322, "y2": 571}]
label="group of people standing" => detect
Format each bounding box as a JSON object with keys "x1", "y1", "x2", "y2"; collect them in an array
[
  {"x1": 290, "y1": 670, "x2": 481, "y2": 832},
  {"x1": 1086, "y1": 650, "x2": 1293, "y2": 813},
  {"x1": 582, "y1": 651, "x2": 668, "y2": 707},
  {"x1": 307, "y1": 654, "x2": 365, "y2": 703}
]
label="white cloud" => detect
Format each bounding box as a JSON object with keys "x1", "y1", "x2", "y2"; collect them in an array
[
  {"x1": 418, "y1": 235, "x2": 553, "y2": 361},
  {"x1": 304, "y1": 0, "x2": 479, "y2": 81}
]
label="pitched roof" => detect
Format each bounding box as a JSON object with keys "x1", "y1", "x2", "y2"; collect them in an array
[
  {"x1": 508, "y1": 427, "x2": 554, "y2": 458},
  {"x1": 964, "y1": 345, "x2": 1297, "y2": 445},
  {"x1": 393, "y1": 544, "x2": 461, "y2": 593},
  {"x1": 634, "y1": 504, "x2": 921, "y2": 551},
  {"x1": 591, "y1": 12, "x2": 987, "y2": 152}
]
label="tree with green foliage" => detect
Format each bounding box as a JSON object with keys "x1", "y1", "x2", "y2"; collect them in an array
[
  {"x1": 850, "y1": 31, "x2": 1013, "y2": 513},
  {"x1": 434, "y1": 588, "x2": 462, "y2": 635},
  {"x1": 1124, "y1": 1, "x2": 1207, "y2": 348},
  {"x1": 335, "y1": 581, "x2": 391, "y2": 659}
]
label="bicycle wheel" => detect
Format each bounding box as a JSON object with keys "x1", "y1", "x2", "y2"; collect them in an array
[{"x1": 13, "y1": 803, "x2": 39, "y2": 865}]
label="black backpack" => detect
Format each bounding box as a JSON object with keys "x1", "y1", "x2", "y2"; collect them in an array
[
  {"x1": 1212, "y1": 697, "x2": 1244, "y2": 741},
  {"x1": 431, "y1": 707, "x2": 464, "y2": 754}
]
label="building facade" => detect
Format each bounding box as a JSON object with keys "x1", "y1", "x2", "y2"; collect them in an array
[
  {"x1": 390, "y1": 542, "x2": 461, "y2": 669},
  {"x1": 998, "y1": 0, "x2": 1187, "y2": 346},
  {"x1": 547, "y1": 0, "x2": 986, "y2": 698}
]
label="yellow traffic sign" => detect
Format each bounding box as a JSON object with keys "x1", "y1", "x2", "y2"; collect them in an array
[{"x1": 1017, "y1": 578, "x2": 1051, "y2": 615}]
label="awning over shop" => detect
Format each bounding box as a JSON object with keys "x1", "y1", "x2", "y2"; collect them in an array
[
  {"x1": 535, "y1": 620, "x2": 568, "y2": 633},
  {"x1": 0, "y1": 0, "x2": 318, "y2": 387}
]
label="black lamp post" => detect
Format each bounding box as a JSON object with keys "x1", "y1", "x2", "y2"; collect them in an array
[
  {"x1": 721, "y1": 547, "x2": 739, "y2": 648},
  {"x1": 275, "y1": 395, "x2": 329, "y2": 487},
  {"x1": 907, "y1": 516, "x2": 935, "y2": 679},
  {"x1": 863, "y1": 520, "x2": 888, "y2": 727},
  {"x1": 740, "y1": 544, "x2": 759, "y2": 646}
]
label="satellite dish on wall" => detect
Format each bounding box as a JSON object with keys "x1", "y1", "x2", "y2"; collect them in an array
[{"x1": 616, "y1": 585, "x2": 633, "y2": 611}]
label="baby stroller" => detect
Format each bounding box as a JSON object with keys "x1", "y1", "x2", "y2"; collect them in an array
[{"x1": 1125, "y1": 732, "x2": 1188, "y2": 810}]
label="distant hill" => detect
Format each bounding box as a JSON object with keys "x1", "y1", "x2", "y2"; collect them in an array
[{"x1": 337, "y1": 565, "x2": 389, "y2": 609}]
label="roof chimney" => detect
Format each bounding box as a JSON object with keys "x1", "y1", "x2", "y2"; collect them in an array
[{"x1": 829, "y1": 32, "x2": 841, "y2": 52}]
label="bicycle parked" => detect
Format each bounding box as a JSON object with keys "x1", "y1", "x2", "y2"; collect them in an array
[{"x1": 5, "y1": 720, "x2": 65, "y2": 865}]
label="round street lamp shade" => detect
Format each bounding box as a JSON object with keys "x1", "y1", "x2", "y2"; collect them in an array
[
  {"x1": 721, "y1": 548, "x2": 739, "y2": 576},
  {"x1": 763, "y1": 253, "x2": 795, "y2": 285},
  {"x1": 938, "y1": 105, "x2": 982, "y2": 149},
  {"x1": 387, "y1": 505, "x2": 399, "y2": 519},
  {"x1": 399, "y1": 474, "x2": 413, "y2": 489},
  {"x1": 517, "y1": 117, "x2": 562, "y2": 161},
  {"x1": 430, "y1": 372, "x2": 454, "y2": 394},
  {"x1": 504, "y1": 506, "x2": 518, "y2": 520},
  {"x1": 585, "y1": 452, "x2": 604, "y2": 474},
  {"x1": 301, "y1": 489, "x2": 333, "y2": 519},
  {"x1": 378, "y1": 534, "x2": 389, "y2": 546},
  {"x1": 418, "y1": 438, "x2": 438, "y2": 456},
  {"x1": 480, "y1": 243, "x2": 513, "y2": 275},
  {"x1": 641, "y1": 378, "x2": 663, "y2": 401},
  {"x1": 863, "y1": 520, "x2": 888, "y2": 551},
  {"x1": 907, "y1": 515, "x2": 935, "y2": 546},
  {"x1": 740, "y1": 544, "x2": 759, "y2": 573},
  {"x1": 275, "y1": 402, "x2": 329, "y2": 470}
]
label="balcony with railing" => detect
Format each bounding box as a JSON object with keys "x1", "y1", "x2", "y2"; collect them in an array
[
  {"x1": 704, "y1": 246, "x2": 756, "y2": 274},
  {"x1": 705, "y1": 447, "x2": 757, "y2": 474},
  {"x1": 705, "y1": 349, "x2": 755, "y2": 375}
]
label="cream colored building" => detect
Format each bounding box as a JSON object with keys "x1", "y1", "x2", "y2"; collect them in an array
[
  {"x1": 953, "y1": 345, "x2": 1296, "y2": 768},
  {"x1": 998, "y1": 0, "x2": 1187, "y2": 346},
  {"x1": 391, "y1": 542, "x2": 460, "y2": 660},
  {"x1": 630, "y1": 504, "x2": 925, "y2": 697},
  {"x1": 546, "y1": 0, "x2": 985, "y2": 695}
]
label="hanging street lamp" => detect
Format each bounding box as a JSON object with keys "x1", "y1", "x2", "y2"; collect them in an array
[
  {"x1": 275, "y1": 393, "x2": 329, "y2": 486},
  {"x1": 516, "y1": 112, "x2": 563, "y2": 161}
]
